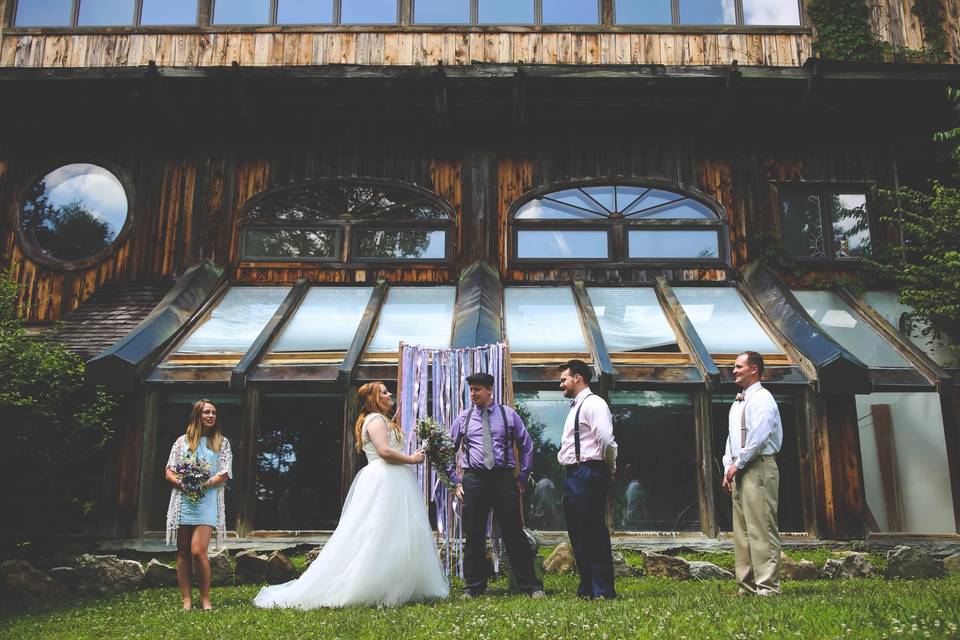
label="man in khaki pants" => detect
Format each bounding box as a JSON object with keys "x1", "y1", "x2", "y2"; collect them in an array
[{"x1": 722, "y1": 351, "x2": 784, "y2": 596}]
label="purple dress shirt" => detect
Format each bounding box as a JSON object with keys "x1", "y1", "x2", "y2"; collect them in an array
[{"x1": 446, "y1": 402, "x2": 534, "y2": 485}]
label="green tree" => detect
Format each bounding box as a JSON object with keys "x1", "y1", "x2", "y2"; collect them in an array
[
  {"x1": 34, "y1": 201, "x2": 114, "y2": 261},
  {"x1": 0, "y1": 273, "x2": 117, "y2": 532}
]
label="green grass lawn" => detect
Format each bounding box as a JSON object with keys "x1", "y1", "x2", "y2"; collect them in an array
[{"x1": 3, "y1": 571, "x2": 958, "y2": 640}]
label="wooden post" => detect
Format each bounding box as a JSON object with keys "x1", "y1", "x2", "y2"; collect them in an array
[
  {"x1": 694, "y1": 389, "x2": 718, "y2": 537},
  {"x1": 808, "y1": 393, "x2": 866, "y2": 539},
  {"x1": 135, "y1": 387, "x2": 160, "y2": 538},
  {"x1": 234, "y1": 386, "x2": 260, "y2": 537}
]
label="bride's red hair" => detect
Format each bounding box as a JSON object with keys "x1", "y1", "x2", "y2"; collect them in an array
[{"x1": 354, "y1": 382, "x2": 402, "y2": 452}]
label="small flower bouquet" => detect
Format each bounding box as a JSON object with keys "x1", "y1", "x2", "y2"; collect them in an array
[
  {"x1": 174, "y1": 455, "x2": 212, "y2": 503},
  {"x1": 415, "y1": 416, "x2": 457, "y2": 489}
]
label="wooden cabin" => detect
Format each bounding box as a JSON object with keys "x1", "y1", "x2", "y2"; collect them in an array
[{"x1": 1, "y1": 0, "x2": 958, "y2": 542}]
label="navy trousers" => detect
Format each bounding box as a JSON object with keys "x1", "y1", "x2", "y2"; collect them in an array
[{"x1": 563, "y1": 462, "x2": 615, "y2": 599}]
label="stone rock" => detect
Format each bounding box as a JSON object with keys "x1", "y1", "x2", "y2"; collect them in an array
[
  {"x1": 688, "y1": 561, "x2": 733, "y2": 581},
  {"x1": 0, "y1": 559, "x2": 67, "y2": 599},
  {"x1": 542, "y1": 542, "x2": 576, "y2": 574},
  {"x1": 48, "y1": 566, "x2": 79, "y2": 590},
  {"x1": 74, "y1": 554, "x2": 145, "y2": 596},
  {"x1": 780, "y1": 553, "x2": 819, "y2": 581},
  {"x1": 642, "y1": 551, "x2": 691, "y2": 580},
  {"x1": 235, "y1": 550, "x2": 270, "y2": 585},
  {"x1": 303, "y1": 547, "x2": 321, "y2": 570},
  {"x1": 886, "y1": 546, "x2": 945, "y2": 579},
  {"x1": 209, "y1": 549, "x2": 234, "y2": 586},
  {"x1": 144, "y1": 559, "x2": 178, "y2": 588},
  {"x1": 266, "y1": 551, "x2": 297, "y2": 584},
  {"x1": 612, "y1": 551, "x2": 640, "y2": 578},
  {"x1": 944, "y1": 553, "x2": 960, "y2": 576},
  {"x1": 822, "y1": 552, "x2": 876, "y2": 579}
]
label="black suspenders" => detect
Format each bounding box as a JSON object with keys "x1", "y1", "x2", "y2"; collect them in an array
[{"x1": 573, "y1": 394, "x2": 594, "y2": 463}]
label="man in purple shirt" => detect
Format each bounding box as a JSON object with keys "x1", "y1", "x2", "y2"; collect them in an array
[{"x1": 448, "y1": 372, "x2": 544, "y2": 598}]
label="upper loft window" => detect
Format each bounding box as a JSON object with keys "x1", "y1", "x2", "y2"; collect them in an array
[
  {"x1": 778, "y1": 184, "x2": 873, "y2": 260},
  {"x1": 238, "y1": 179, "x2": 453, "y2": 263},
  {"x1": 15, "y1": 0, "x2": 201, "y2": 26},
  {"x1": 19, "y1": 162, "x2": 131, "y2": 268},
  {"x1": 511, "y1": 182, "x2": 726, "y2": 263}
]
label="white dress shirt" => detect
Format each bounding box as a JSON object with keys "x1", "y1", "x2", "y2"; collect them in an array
[
  {"x1": 558, "y1": 388, "x2": 618, "y2": 467},
  {"x1": 723, "y1": 381, "x2": 783, "y2": 469}
]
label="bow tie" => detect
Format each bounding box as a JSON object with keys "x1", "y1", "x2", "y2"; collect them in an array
[{"x1": 735, "y1": 393, "x2": 745, "y2": 402}]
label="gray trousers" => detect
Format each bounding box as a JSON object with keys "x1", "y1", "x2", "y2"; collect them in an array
[{"x1": 731, "y1": 455, "x2": 781, "y2": 595}]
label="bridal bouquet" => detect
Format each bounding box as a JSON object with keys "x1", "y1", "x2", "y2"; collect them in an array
[
  {"x1": 415, "y1": 416, "x2": 457, "y2": 489},
  {"x1": 174, "y1": 455, "x2": 212, "y2": 503}
]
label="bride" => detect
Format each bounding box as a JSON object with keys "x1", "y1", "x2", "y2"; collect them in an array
[{"x1": 253, "y1": 381, "x2": 449, "y2": 608}]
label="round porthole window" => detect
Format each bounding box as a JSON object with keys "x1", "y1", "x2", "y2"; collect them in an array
[{"x1": 20, "y1": 163, "x2": 130, "y2": 266}]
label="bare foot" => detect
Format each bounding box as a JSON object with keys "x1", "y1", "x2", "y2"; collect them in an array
[
  {"x1": 201, "y1": 601, "x2": 213, "y2": 611},
  {"x1": 182, "y1": 603, "x2": 192, "y2": 611}
]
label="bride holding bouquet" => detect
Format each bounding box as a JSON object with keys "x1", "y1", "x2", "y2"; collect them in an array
[{"x1": 253, "y1": 381, "x2": 449, "y2": 609}]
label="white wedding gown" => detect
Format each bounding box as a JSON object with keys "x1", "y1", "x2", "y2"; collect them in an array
[{"x1": 253, "y1": 414, "x2": 449, "y2": 608}]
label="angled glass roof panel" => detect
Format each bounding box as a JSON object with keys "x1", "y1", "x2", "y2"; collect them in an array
[
  {"x1": 505, "y1": 287, "x2": 587, "y2": 352},
  {"x1": 792, "y1": 290, "x2": 914, "y2": 368},
  {"x1": 862, "y1": 291, "x2": 955, "y2": 367},
  {"x1": 176, "y1": 286, "x2": 290, "y2": 354},
  {"x1": 673, "y1": 287, "x2": 782, "y2": 354},
  {"x1": 271, "y1": 287, "x2": 374, "y2": 353},
  {"x1": 366, "y1": 286, "x2": 456, "y2": 352},
  {"x1": 587, "y1": 287, "x2": 682, "y2": 352}
]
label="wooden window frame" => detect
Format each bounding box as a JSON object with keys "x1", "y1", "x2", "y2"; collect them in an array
[
  {"x1": 509, "y1": 179, "x2": 730, "y2": 269},
  {"x1": 774, "y1": 181, "x2": 877, "y2": 264},
  {"x1": 6, "y1": 0, "x2": 809, "y2": 31}
]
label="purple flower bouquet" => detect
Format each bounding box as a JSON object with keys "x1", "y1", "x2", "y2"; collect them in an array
[
  {"x1": 415, "y1": 416, "x2": 457, "y2": 489},
  {"x1": 174, "y1": 455, "x2": 212, "y2": 503}
]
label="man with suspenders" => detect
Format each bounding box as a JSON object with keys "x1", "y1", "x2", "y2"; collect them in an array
[
  {"x1": 557, "y1": 359, "x2": 618, "y2": 600},
  {"x1": 447, "y1": 372, "x2": 545, "y2": 598},
  {"x1": 722, "y1": 351, "x2": 784, "y2": 596}
]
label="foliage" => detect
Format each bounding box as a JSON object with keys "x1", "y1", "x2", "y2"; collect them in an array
[
  {"x1": 3, "y1": 574, "x2": 959, "y2": 639},
  {"x1": 807, "y1": 0, "x2": 884, "y2": 62},
  {"x1": 912, "y1": 0, "x2": 948, "y2": 62},
  {"x1": 0, "y1": 273, "x2": 117, "y2": 532}
]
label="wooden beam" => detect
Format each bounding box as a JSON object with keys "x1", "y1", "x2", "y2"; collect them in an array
[
  {"x1": 870, "y1": 403, "x2": 904, "y2": 531},
  {"x1": 512, "y1": 67, "x2": 526, "y2": 129},
  {"x1": 230, "y1": 279, "x2": 310, "y2": 389},
  {"x1": 433, "y1": 61, "x2": 449, "y2": 129},
  {"x1": 836, "y1": 287, "x2": 952, "y2": 391},
  {"x1": 235, "y1": 386, "x2": 261, "y2": 537},
  {"x1": 572, "y1": 280, "x2": 615, "y2": 395},
  {"x1": 134, "y1": 388, "x2": 160, "y2": 538},
  {"x1": 654, "y1": 276, "x2": 721, "y2": 389},
  {"x1": 694, "y1": 390, "x2": 718, "y2": 537},
  {"x1": 718, "y1": 59, "x2": 740, "y2": 113},
  {"x1": 337, "y1": 280, "x2": 389, "y2": 389},
  {"x1": 230, "y1": 61, "x2": 257, "y2": 126}
]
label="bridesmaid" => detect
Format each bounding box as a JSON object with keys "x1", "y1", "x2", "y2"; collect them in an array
[{"x1": 164, "y1": 399, "x2": 233, "y2": 610}]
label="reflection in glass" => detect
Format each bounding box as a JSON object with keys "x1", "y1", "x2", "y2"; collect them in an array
[
  {"x1": 587, "y1": 287, "x2": 679, "y2": 352},
  {"x1": 78, "y1": 0, "x2": 136, "y2": 25},
  {"x1": 15, "y1": 0, "x2": 74, "y2": 25},
  {"x1": 743, "y1": 0, "x2": 800, "y2": 24},
  {"x1": 141, "y1": 0, "x2": 198, "y2": 24},
  {"x1": 516, "y1": 391, "x2": 568, "y2": 530},
  {"x1": 21, "y1": 163, "x2": 128, "y2": 262},
  {"x1": 478, "y1": 0, "x2": 534, "y2": 23},
  {"x1": 862, "y1": 291, "x2": 955, "y2": 367},
  {"x1": 277, "y1": 0, "x2": 334, "y2": 23},
  {"x1": 517, "y1": 230, "x2": 608, "y2": 259},
  {"x1": 856, "y1": 392, "x2": 954, "y2": 534},
  {"x1": 242, "y1": 228, "x2": 337, "y2": 259},
  {"x1": 150, "y1": 394, "x2": 240, "y2": 531},
  {"x1": 712, "y1": 392, "x2": 805, "y2": 532},
  {"x1": 629, "y1": 230, "x2": 719, "y2": 259},
  {"x1": 504, "y1": 287, "x2": 587, "y2": 352},
  {"x1": 414, "y1": 0, "x2": 470, "y2": 23},
  {"x1": 547, "y1": 188, "x2": 610, "y2": 214},
  {"x1": 630, "y1": 200, "x2": 715, "y2": 219},
  {"x1": 212, "y1": 0, "x2": 270, "y2": 24},
  {"x1": 542, "y1": 0, "x2": 599, "y2": 24},
  {"x1": 247, "y1": 183, "x2": 450, "y2": 223},
  {"x1": 176, "y1": 287, "x2": 290, "y2": 354},
  {"x1": 272, "y1": 287, "x2": 374, "y2": 352},
  {"x1": 341, "y1": 0, "x2": 397, "y2": 23},
  {"x1": 516, "y1": 199, "x2": 605, "y2": 220},
  {"x1": 780, "y1": 191, "x2": 825, "y2": 258},
  {"x1": 679, "y1": 0, "x2": 735, "y2": 23},
  {"x1": 829, "y1": 194, "x2": 870, "y2": 257},
  {"x1": 256, "y1": 395, "x2": 345, "y2": 530},
  {"x1": 612, "y1": 391, "x2": 699, "y2": 532},
  {"x1": 366, "y1": 287, "x2": 456, "y2": 352},
  {"x1": 355, "y1": 230, "x2": 446, "y2": 259},
  {"x1": 792, "y1": 290, "x2": 913, "y2": 367},
  {"x1": 615, "y1": 0, "x2": 672, "y2": 23},
  {"x1": 673, "y1": 287, "x2": 782, "y2": 353},
  {"x1": 621, "y1": 189, "x2": 685, "y2": 215}
]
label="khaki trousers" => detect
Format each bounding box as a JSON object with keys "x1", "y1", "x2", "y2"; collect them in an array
[{"x1": 731, "y1": 455, "x2": 781, "y2": 595}]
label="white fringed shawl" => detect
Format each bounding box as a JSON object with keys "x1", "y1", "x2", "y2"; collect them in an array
[{"x1": 164, "y1": 435, "x2": 233, "y2": 548}]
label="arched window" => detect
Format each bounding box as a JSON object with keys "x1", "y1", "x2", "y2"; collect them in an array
[
  {"x1": 510, "y1": 181, "x2": 727, "y2": 264},
  {"x1": 238, "y1": 178, "x2": 453, "y2": 263}
]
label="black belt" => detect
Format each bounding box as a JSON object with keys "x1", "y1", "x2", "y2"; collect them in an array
[
  {"x1": 463, "y1": 467, "x2": 515, "y2": 475},
  {"x1": 565, "y1": 460, "x2": 607, "y2": 472}
]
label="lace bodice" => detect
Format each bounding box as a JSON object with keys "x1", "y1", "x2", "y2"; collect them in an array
[{"x1": 362, "y1": 413, "x2": 403, "y2": 463}]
